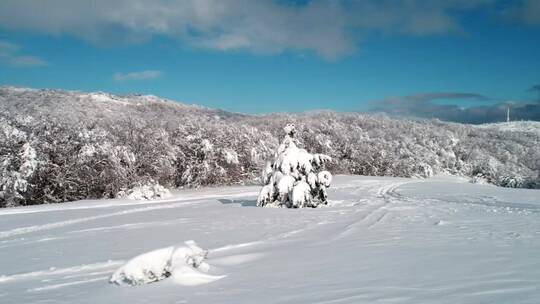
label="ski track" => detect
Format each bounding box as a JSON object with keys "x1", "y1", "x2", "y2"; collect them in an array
[
  {"x1": 0, "y1": 191, "x2": 257, "y2": 239},
  {"x1": 334, "y1": 181, "x2": 411, "y2": 239},
  {"x1": 0, "y1": 260, "x2": 124, "y2": 284},
  {"x1": 0, "y1": 203, "x2": 194, "y2": 239},
  {"x1": 27, "y1": 276, "x2": 110, "y2": 292},
  {"x1": 67, "y1": 218, "x2": 192, "y2": 234}
]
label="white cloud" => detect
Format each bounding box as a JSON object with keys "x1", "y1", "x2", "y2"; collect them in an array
[
  {"x1": 0, "y1": 40, "x2": 19, "y2": 54},
  {"x1": 0, "y1": 40, "x2": 47, "y2": 67},
  {"x1": 7, "y1": 55, "x2": 48, "y2": 67},
  {"x1": 113, "y1": 70, "x2": 162, "y2": 81},
  {"x1": 0, "y1": 0, "x2": 499, "y2": 59}
]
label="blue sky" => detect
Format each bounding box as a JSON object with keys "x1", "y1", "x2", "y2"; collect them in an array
[{"x1": 0, "y1": 0, "x2": 539, "y2": 116}]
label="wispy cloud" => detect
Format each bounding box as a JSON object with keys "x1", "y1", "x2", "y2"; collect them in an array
[
  {"x1": 528, "y1": 84, "x2": 540, "y2": 94},
  {"x1": 113, "y1": 70, "x2": 162, "y2": 81},
  {"x1": 504, "y1": 0, "x2": 540, "y2": 26},
  {"x1": 370, "y1": 92, "x2": 540, "y2": 124},
  {"x1": 0, "y1": 0, "x2": 502, "y2": 59},
  {"x1": 0, "y1": 40, "x2": 47, "y2": 67}
]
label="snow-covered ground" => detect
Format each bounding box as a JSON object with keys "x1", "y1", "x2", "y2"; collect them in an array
[{"x1": 1, "y1": 175, "x2": 539, "y2": 303}]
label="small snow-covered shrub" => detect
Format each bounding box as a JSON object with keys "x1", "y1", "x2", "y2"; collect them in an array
[
  {"x1": 111, "y1": 246, "x2": 176, "y2": 285},
  {"x1": 117, "y1": 181, "x2": 171, "y2": 200},
  {"x1": 414, "y1": 163, "x2": 433, "y2": 178},
  {"x1": 257, "y1": 124, "x2": 332, "y2": 208},
  {"x1": 498, "y1": 175, "x2": 524, "y2": 188},
  {"x1": 470, "y1": 175, "x2": 490, "y2": 185},
  {"x1": 110, "y1": 240, "x2": 224, "y2": 286}
]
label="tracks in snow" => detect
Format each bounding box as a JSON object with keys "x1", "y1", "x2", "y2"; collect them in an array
[
  {"x1": 335, "y1": 181, "x2": 412, "y2": 239},
  {"x1": 0, "y1": 260, "x2": 124, "y2": 293},
  {"x1": 0, "y1": 202, "x2": 197, "y2": 239},
  {"x1": 0, "y1": 191, "x2": 258, "y2": 240}
]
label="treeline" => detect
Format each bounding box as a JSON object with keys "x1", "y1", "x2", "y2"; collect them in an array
[{"x1": 1, "y1": 87, "x2": 538, "y2": 207}]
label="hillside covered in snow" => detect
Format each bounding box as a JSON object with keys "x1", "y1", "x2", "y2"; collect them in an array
[
  {"x1": 476, "y1": 121, "x2": 540, "y2": 137},
  {"x1": 1, "y1": 87, "x2": 539, "y2": 207}
]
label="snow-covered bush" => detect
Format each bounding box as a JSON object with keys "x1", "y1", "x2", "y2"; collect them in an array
[
  {"x1": 257, "y1": 124, "x2": 332, "y2": 208},
  {"x1": 110, "y1": 240, "x2": 224, "y2": 286},
  {"x1": 498, "y1": 175, "x2": 524, "y2": 188},
  {"x1": 117, "y1": 180, "x2": 171, "y2": 200}
]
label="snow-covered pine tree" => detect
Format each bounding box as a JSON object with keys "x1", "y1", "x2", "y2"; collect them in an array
[{"x1": 257, "y1": 124, "x2": 332, "y2": 208}]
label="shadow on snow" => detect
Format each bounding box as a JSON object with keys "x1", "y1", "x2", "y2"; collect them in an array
[{"x1": 218, "y1": 199, "x2": 258, "y2": 207}]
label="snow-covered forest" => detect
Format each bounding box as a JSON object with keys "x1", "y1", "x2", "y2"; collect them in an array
[{"x1": 1, "y1": 87, "x2": 539, "y2": 207}]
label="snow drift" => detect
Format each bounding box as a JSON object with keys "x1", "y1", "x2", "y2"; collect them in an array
[{"x1": 110, "y1": 240, "x2": 225, "y2": 286}]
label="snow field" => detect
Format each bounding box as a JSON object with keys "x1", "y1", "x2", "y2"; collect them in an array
[{"x1": 0, "y1": 175, "x2": 539, "y2": 303}]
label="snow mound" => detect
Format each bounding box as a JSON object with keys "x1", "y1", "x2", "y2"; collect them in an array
[
  {"x1": 110, "y1": 241, "x2": 225, "y2": 286},
  {"x1": 117, "y1": 181, "x2": 171, "y2": 200}
]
